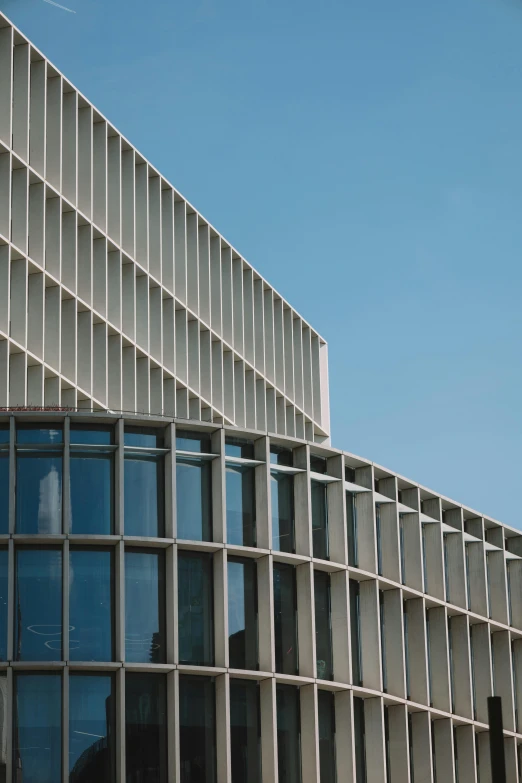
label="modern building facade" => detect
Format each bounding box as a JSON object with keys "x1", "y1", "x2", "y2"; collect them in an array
[{"x1": 0, "y1": 10, "x2": 521, "y2": 783}]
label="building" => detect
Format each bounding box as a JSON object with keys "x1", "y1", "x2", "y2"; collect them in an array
[{"x1": 0, "y1": 10, "x2": 521, "y2": 783}]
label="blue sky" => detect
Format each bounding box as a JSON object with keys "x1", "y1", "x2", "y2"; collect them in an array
[{"x1": 3, "y1": 0, "x2": 521, "y2": 526}]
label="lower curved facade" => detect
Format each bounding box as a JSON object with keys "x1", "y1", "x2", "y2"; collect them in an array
[{"x1": 0, "y1": 410, "x2": 521, "y2": 783}]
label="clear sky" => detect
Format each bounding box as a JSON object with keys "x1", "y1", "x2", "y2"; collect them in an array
[{"x1": 2, "y1": 0, "x2": 521, "y2": 527}]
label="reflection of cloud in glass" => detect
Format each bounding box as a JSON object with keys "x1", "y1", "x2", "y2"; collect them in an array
[{"x1": 38, "y1": 466, "x2": 61, "y2": 533}]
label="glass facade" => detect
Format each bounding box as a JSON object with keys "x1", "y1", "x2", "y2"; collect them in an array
[
  {"x1": 318, "y1": 690, "x2": 336, "y2": 783},
  {"x1": 69, "y1": 674, "x2": 115, "y2": 783},
  {"x1": 228, "y1": 557, "x2": 258, "y2": 670},
  {"x1": 69, "y1": 548, "x2": 114, "y2": 662},
  {"x1": 314, "y1": 570, "x2": 333, "y2": 680},
  {"x1": 271, "y1": 472, "x2": 295, "y2": 552},
  {"x1": 14, "y1": 673, "x2": 62, "y2": 783},
  {"x1": 179, "y1": 675, "x2": 216, "y2": 783},
  {"x1": 176, "y1": 458, "x2": 212, "y2": 541},
  {"x1": 346, "y1": 491, "x2": 357, "y2": 567},
  {"x1": 230, "y1": 679, "x2": 261, "y2": 783},
  {"x1": 353, "y1": 696, "x2": 367, "y2": 783},
  {"x1": 15, "y1": 547, "x2": 62, "y2": 661},
  {"x1": 124, "y1": 454, "x2": 164, "y2": 537},
  {"x1": 350, "y1": 579, "x2": 362, "y2": 686},
  {"x1": 0, "y1": 549, "x2": 7, "y2": 661},
  {"x1": 125, "y1": 549, "x2": 165, "y2": 663},
  {"x1": 274, "y1": 562, "x2": 298, "y2": 675},
  {"x1": 0, "y1": 450, "x2": 8, "y2": 535},
  {"x1": 70, "y1": 426, "x2": 114, "y2": 535},
  {"x1": 311, "y1": 480, "x2": 329, "y2": 560},
  {"x1": 226, "y1": 465, "x2": 256, "y2": 547},
  {"x1": 125, "y1": 673, "x2": 168, "y2": 783},
  {"x1": 17, "y1": 452, "x2": 62, "y2": 534},
  {"x1": 178, "y1": 551, "x2": 214, "y2": 666},
  {"x1": 276, "y1": 684, "x2": 301, "y2": 783}
]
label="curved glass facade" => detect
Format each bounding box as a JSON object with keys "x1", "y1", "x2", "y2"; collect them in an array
[{"x1": 0, "y1": 412, "x2": 519, "y2": 783}]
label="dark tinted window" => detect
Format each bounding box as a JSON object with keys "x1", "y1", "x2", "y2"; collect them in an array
[
  {"x1": 124, "y1": 426, "x2": 164, "y2": 448},
  {"x1": 69, "y1": 674, "x2": 115, "y2": 783},
  {"x1": 17, "y1": 424, "x2": 63, "y2": 444},
  {"x1": 14, "y1": 673, "x2": 62, "y2": 783},
  {"x1": 125, "y1": 550, "x2": 165, "y2": 663},
  {"x1": 318, "y1": 690, "x2": 336, "y2": 783},
  {"x1": 354, "y1": 697, "x2": 367, "y2": 782},
  {"x1": 70, "y1": 425, "x2": 114, "y2": 445},
  {"x1": 178, "y1": 551, "x2": 214, "y2": 666},
  {"x1": 176, "y1": 458, "x2": 212, "y2": 541},
  {"x1": 270, "y1": 446, "x2": 293, "y2": 466},
  {"x1": 71, "y1": 452, "x2": 114, "y2": 534},
  {"x1": 350, "y1": 579, "x2": 362, "y2": 686},
  {"x1": 225, "y1": 437, "x2": 254, "y2": 459},
  {"x1": 15, "y1": 548, "x2": 62, "y2": 661},
  {"x1": 228, "y1": 557, "x2": 258, "y2": 670},
  {"x1": 124, "y1": 455, "x2": 164, "y2": 537},
  {"x1": 314, "y1": 570, "x2": 333, "y2": 680},
  {"x1": 273, "y1": 562, "x2": 298, "y2": 675},
  {"x1": 0, "y1": 454, "x2": 8, "y2": 534},
  {"x1": 276, "y1": 684, "x2": 301, "y2": 783},
  {"x1": 176, "y1": 429, "x2": 211, "y2": 454},
  {"x1": 271, "y1": 472, "x2": 295, "y2": 553},
  {"x1": 0, "y1": 550, "x2": 7, "y2": 660},
  {"x1": 179, "y1": 675, "x2": 216, "y2": 783},
  {"x1": 311, "y1": 481, "x2": 329, "y2": 560},
  {"x1": 226, "y1": 465, "x2": 256, "y2": 547},
  {"x1": 346, "y1": 492, "x2": 358, "y2": 567},
  {"x1": 125, "y1": 673, "x2": 167, "y2": 783},
  {"x1": 69, "y1": 548, "x2": 113, "y2": 662},
  {"x1": 230, "y1": 679, "x2": 261, "y2": 783}
]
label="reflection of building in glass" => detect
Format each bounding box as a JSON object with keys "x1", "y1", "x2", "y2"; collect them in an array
[{"x1": 0, "y1": 8, "x2": 522, "y2": 783}]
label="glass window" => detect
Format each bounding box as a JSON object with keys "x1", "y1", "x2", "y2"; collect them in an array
[
  {"x1": 0, "y1": 674, "x2": 5, "y2": 780},
  {"x1": 353, "y1": 697, "x2": 366, "y2": 783},
  {"x1": 0, "y1": 427, "x2": 9, "y2": 444},
  {"x1": 71, "y1": 425, "x2": 114, "y2": 445},
  {"x1": 178, "y1": 551, "x2": 214, "y2": 666},
  {"x1": 69, "y1": 548, "x2": 114, "y2": 662},
  {"x1": 312, "y1": 481, "x2": 329, "y2": 560},
  {"x1": 71, "y1": 452, "x2": 114, "y2": 534},
  {"x1": 375, "y1": 503, "x2": 382, "y2": 576},
  {"x1": 176, "y1": 458, "x2": 212, "y2": 541},
  {"x1": 0, "y1": 550, "x2": 7, "y2": 660},
  {"x1": 270, "y1": 446, "x2": 293, "y2": 466},
  {"x1": 0, "y1": 453, "x2": 8, "y2": 535},
  {"x1": 276, "y1": 684, "x2": 301, "y2": 783},
  {"x1": 271, "y1": 472, "x2": 295, "y2": 552},
  {"x1": 346, "y1": 492, "x2": 358, "y2": 567},
  {"x1": 314, "y1": 570, "x2": 333, "y2": 680},
  {"x1": 124, "y1": 426, "x2": 164, "y2": 449},
  {"x1": 228, "y1": 557, "x2": 258, "y2": 670},
  {"x1": 318, "y1": 690, "x2": 336, "y2": 783},
  {"x1": 124, "y1": 454, "x2": 164, "y2": 537},
  {"x1": 16, "y1": 452, "x2": 62, "y2": 533},
  {"x1": 125, "y1": 673, "x2": 167, "y2": 783},
  {"x1": 13, "y1": 673, "x2": 62, "y2": 783},
  {"x1": 230, "y1": 679, "x2": 261, "y2": 783},
  {"x1": 15, "y1": 548, "x2": 62, "y2": 661},
  {"x1": 69, "y1": 674, "x2": 115, "y2": 783},
  {"x1": 17, "y1": 424, "x2": 63, "y2": 444},
  {"x1": 226, "y1": 465, "x2": 256, "y2": 547},
  {"x1": 310, "y1": 455, "x2": 327, "y2": 474},
  {"x1": 179, "y1": 675, "x2": 216, "y2": 783},
  {"x1": 273, "y1": 562, "x2": 298, "y2": 675},
  {"x1": 176, "y1": 429, "x2": 211, "y2": 454},
  {"x1": 380, "y1": 591, "x2": 387, "y2": 692},
  {"x1": 399, "y1": 514, "x2": 406, "y2": 585},
  {"x1": 225, "y1": 437, "x2": 254, "y2": 459},
  {"x1": 350, "y1": 579, "x2": 362, "y2": 686},
  {"x1": 125, "y1": 549, "x2": 165, "y2": 663}
]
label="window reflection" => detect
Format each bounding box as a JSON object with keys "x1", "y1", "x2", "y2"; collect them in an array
[
  {"x1": 176, "y1": 458, "x2": 212, "y2": 541},
  {"x1": 230, "y1": 679, "x2": 261, "y2": 783},
  {"x1": 0, "y1": 454, "x2": 8, "y2": 535},
  {"x1": 124, "y1": 427, "x2": 164, "y2": 449},
  {"x1": 14, "y1": 673, "x2": 62, "y2": 783},
  {"x1": 70, "y1": 549, "x2": 113, "y2": 662},
  {"x1": 318, "y1": 690, "x2": 336, "y2": 783},
  {"x1": 276, "y1": 684, "x2": 301, "y2": 783},
  {"x1": 176, "y1": 429, "x2": 211, "y2": 454},
  {"x1": 178, "y1": 551, "x2": 214, "y2": 666},
  {"x1": 226, "y1": 466, "x2": 256, "y2": 547},
  {"x1": 69, "y1": 674, "x2": 115, "y2": 783},
  {"x1": 311, "y1": 480, "x2": 329, "y2": 560},
  {"x1": 179, "y1": 675, "x2": 216, "y2": 783},
  {"x1": 15, "y1": 548, "x2": 62, "y2": 661},
  {"x1": 225, "y1": 437, "x2": 254, "y2": 459},
  {"x1": 16, "y1": 453, "x2": 62, "y2": 534},
  {"x1": 271, "y1": 472, "x2": 295, "y2": 553},
  {"x1": 71, "y1": 453, "x2": 113, "y2": 535},
  {"x1": 273, "y1": 563, "x2": 298, "y2": 675},
  {"x1": 0, "y1": 550, "x2": 7, "y2": 661},
  {"x1": 125, "y1": 673, "x2": 167, "y2": 783},
  {"x1": 125, "y1": 550, "x2": 165, "y2": 663},
  {"x1": 314, "y1": 570, "x2": 333, "y2": 680},
  {"x1": 71, "y1": 425, "x2": 113, "y2": 445},
  {"x1": 124, "y1": 455, "x2": 164, "y2": 537},
  {"x1": 228, "y1": 557, "x2": 258, "y2": 670},
  {"x1": 16, "y1": 425, "x2": 63, "y2": 444}
]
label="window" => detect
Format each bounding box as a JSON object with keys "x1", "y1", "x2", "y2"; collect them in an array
[
  {"x1": 70, "y1": 426, "x2": 114, "y2": 535},
  {"x1": 14, "y1": 673, "x2": 62, "y2": 783},
  {"x1": 271, "y1": 472, "x2": 295, "y2": 553},
  {"x1": 176, "y1": 429, "x2": 211, "y2": 454},
  {"x1": 16, "y1": 427, "x2": 63, "y2": 533},
  {"x1": 15, "y1": 547, "x2": 62, "y2": 661},
  {"x1": 178, "y1": 551, "x2": 214, "y2": 666},
  {"x1": 225, "y1": 437, "x2": 254, "y2": 459},
  {"x1": 0, "y1": 449, "x2": 8, "y2": 535},
  {"x1": 346, "y1": 492, "x2": 358, "y2": 567},
  {"x1": 230, "y1": 679, "x2": 261, "y2": 783},
  {"x1": 273, "y1": 562, "x2": 298, "y2": 675},
  {"x1": 404, "y1": 603, "x2": 410, "y2": 700},
  {"x1": 318, "y1": 690, "x2": 336, "y2": 783},
  {"x1": 228, "y1": 557, "x2": 258, "y2": 670},
  {"x1": 353, "y1": 696, "x2": 366, "y2": 783},
  {"x1": 125, "y1": 673, "x2": 167, "y2": 783},
  {"x1": 399, "y1": 514, "x2": 406, "y2": 584},
  {"x1": 226, "y1": 465, "x2": 256, "y2": 547},
  {"x1": 179, "y1": 675, "x2": 216, "y2": 783},
  {"x1": 0, "y1": 549, "x2": 7, "y2": 661},
  {"x1": 380, "y1": 591, "x2": 387, "y2": 692},
  {"x1": 69, "y1": 548, "x2": 114, "y2": 662},
  {"x1": 69, "y1": 674, "x2": 115, "y2": 783},
  {"x1": 375, "y1": 503, "x2": 382, "y2": 575},
  {"x1": 124, "y1": 549, "x2": 165, "y2": 663},
  {"x1": 176, "y1": 458, "x2": 212, "y2": 541},
  {"x1": 276, "y1": 684, "x2": 301, "y2": 783},
  {"x1": 350, "y1": 579, "x2": 362, "y2": 686},
  {"x1": 124, "y1": 428, "x2": 164, "y2": 537},
  {"x1": 384, "y1": 706, "x2": 391, "y2": 783},
  {"x1": 312, "y1": 481, "x2": 329, "y2": 560},
  {"x1": 0, "y1": 673, "x2": 5, "y2": 780},
  {"x1": 314, "y1": 570, "x2": 333, "y2": 680}
]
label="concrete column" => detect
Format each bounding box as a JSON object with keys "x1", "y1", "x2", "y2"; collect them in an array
[
  {"x1": 492, "y1": 630, "x2": 515, "y2": 731},
  {"x1": 427, "y1": 606, "x2": 451, "y2": 712},
  {"x1": 451, "y1": 614, "x2": 473, "y2": 720},
  {"x1": 260, "y1": 677, "x2": 278, "y2": 783},
  {"x1": 400, "y1": 487, "x2": 424, "y2": 592},
  {"x1": 326, "y1": 453, "x2": 347, "y2": 565},
  {"x1": 216, "y1": 673, "x2": 231, "y2": 783},
  {"x1": 487, "y1": 550, "x2": 509, "y2": 625},
  {"x1": 331, "y1": 569, "x2": 351, "y2": 685},
  {"x1": 383, "y1": 588, "x2": 406, "y2": 699},
  {"x1": 355, "y1": 466, "x2": 377, "y2": 573},
  {"x1": 297, "y1": 561, "x2": 316, "y2": 678},
  {"x1": 406, "y1": 598, "x2": 429, "y2": 705},
  {"x1": 335, "y1": 690, "x2": 356, "y2": 783},
  {"x1": 294, "y1": 444, "x2": 312, "y2": 557},
  {"x1": 214, "y1": 547, "x2": 228, "y2": 668},
  {"x1": 471, "y1": 623, "x2": 493, "y2": 724},
  {"x1": 300, "y1": 684, "x2": 320, "y2": 783},
  {"x1": 467, "y1": 539, "x2": 488, "y2": 618},
  {"x1": 411, "y1": 711, "x2": 434, "y2": 783},
  {"x1": 379, "y1": 477, "x2": 401, "y2": 584},
  {"x1": 422, "y1": 498, "x2": 445, "y2": 601},
  {"x1": 455, "y1": 724, "x2": 477, "y2": 783},
  {"x1": 360, "y1": 579, "x2": 382, "y2": 691},
  {"x1": 433, "y1": 718, "x2": 455, "y2": 782},
  {"x1": 387, "y1": 704, "x2": 410, "y2": 783},
  {"x1": 365, "y1": 697, "x2": 386, "y2": 783}
]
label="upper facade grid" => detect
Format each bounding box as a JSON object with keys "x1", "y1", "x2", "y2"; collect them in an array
[{"x1": 0, "y1": 12, "x2": 330, "y2": 442}]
